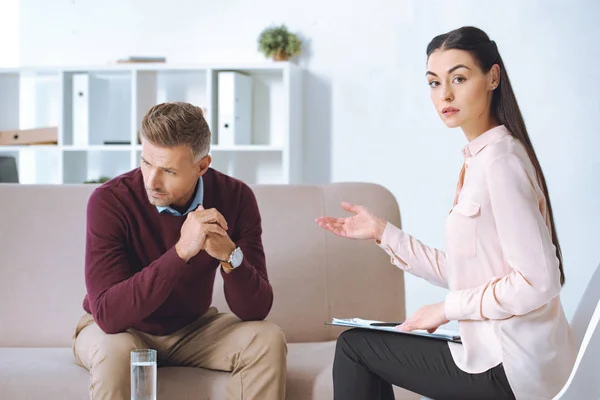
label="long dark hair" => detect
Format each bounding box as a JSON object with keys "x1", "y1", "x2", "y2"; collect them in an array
[{"x1": 426, "y1": 26, "x2": 565, "y2": 286}]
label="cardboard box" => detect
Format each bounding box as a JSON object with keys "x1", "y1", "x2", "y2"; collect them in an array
[{"x1": 0, "y1": 127, "x2": 58, "y2": 145}]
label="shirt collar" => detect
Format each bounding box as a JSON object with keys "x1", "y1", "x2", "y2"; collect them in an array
[
  {"x1": 462, "y1": 125, "x2": 510, "y2": 158},
  {"x1": 156, "y1": 177, "x2": 204, "y2": 216}
]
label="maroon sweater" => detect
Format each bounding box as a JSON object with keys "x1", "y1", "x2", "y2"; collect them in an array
[{"x1": 82, "y1": 167, "x2": 273, "y2": 335}]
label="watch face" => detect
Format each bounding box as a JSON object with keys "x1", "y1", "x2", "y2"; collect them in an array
[{"x1": 231, "y1": 247, "x2": 243, "y2": 268}]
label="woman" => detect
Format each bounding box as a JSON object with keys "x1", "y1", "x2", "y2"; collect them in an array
[{"x1": 315, "y1": 26, "x2": 576, "y2": 400}]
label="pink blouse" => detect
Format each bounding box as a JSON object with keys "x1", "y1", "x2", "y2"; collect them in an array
[{"x1": 377, "y1": 125, "x2": 576, "y2": 399}]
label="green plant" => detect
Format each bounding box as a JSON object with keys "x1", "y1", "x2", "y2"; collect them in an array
[
  {"x1": 257, "y1": 24, "x2": 302, "y2": 61},
  {"x1": 84, "y1": 176, "x2": 111, "y2": 184}
]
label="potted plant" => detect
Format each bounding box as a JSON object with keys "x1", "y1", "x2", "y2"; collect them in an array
[
  {"x1": 258, "y1": 24, "x2": 302, "y2": 61},
  {"x1": 84, "y1": 176, "x2": 111, "y2": 184}
]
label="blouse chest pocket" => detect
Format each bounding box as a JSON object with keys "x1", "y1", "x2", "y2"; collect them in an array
[{"x1": 447, "y1": 200, "x2": 481, "y2": 259}]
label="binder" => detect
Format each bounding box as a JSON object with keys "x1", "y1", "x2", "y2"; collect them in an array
[
  {"x1": 72, "y1": 73, "x2": 89, "y2": 146},
  {"x1": 327, "y1": 317, "x2": 462, "y2": 343},
  {"x1": 217, "y1": 71, "x2": 252, "y2": 146}
]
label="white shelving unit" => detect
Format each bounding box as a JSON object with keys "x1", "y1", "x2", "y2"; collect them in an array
[{"x1": 0, "y1": 62, "x2": 303, "y2": 185}]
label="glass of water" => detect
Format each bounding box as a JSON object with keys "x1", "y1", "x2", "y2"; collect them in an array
[{"x1": 131, "y1": 349, "x2": 157, "y2": 400}]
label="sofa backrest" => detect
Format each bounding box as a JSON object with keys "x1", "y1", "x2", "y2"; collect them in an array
[{"x1": 0, "y1": 182, "x2": 405, "y2": 347}]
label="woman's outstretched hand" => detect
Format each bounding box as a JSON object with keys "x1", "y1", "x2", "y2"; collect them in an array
[{"x1": 315, "y1": 201, "x2": 387, "y2": 241}]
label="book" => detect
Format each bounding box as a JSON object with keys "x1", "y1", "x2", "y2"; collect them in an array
[
  {"x1": 0, "y1": 127, "x2": 58, "y2": 145},
  {"x1": 103, "y1": 140, "x2": 131, "y2": 145},
  {"x1": 327, "y1": 317, "x2": 462, "y2": 343},
  {"x1": 115, "y1": 56, "x2": 167, "y2": 64}
]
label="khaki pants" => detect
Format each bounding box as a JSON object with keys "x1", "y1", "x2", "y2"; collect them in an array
[{"x1": 72, "y1": 307, "x2": 287, "y2": 400}]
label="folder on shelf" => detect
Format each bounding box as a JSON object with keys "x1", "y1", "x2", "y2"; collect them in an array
[
  {"x1": 72, "y1": 73, "x2": 89, "y2": 146},
  {"x1": 217, "y1": 71, "x2": 252, "y2": 146},
  {"x1": 326, "y1": 317, "x2": 461, "y2": 343}
]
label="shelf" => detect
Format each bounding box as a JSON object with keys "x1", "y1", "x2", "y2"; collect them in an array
[
  {"x1": 0, "y1": 145, "x2": 58, "y2": 151},
  {"x1": 63, "y1": 145, "x2": 132, "y2": 151},
  {"x1": 133, "y1": 144, "x2": 283, "y2": 152},
  {"x1": 211, "y1": 151, "x2": 284, "y2": 184},
  {"x1": 212, "y1": 145, "x2": 283, "y2": 152},
  {"x1": 0, "y1": 146, "x2": 61, "y2": 184},
  {"x1": 0, "y1": 63, "x2": 302, "y2": 184},
  {"x1": 0, "y1": 144, "x2": 283, "y2": 152},
  {"x1": 63, "y1": 150, "x2": 131, "y2": 184},
  {"x1": 62, "y1": 71, "x2": 132, "y2": 146},
  {"x1": 0, "y1": 62, "x2": 294, "y2": 75},
  {"x1": 0, "y1": 145, "x2": 132, "y2": 152}
]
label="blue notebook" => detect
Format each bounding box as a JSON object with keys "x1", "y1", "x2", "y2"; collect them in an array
[{"x1": 327, "y1": 317, "x2": 462, "y2": 344}]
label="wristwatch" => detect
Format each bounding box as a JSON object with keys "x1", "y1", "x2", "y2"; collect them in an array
[{"x1": 221, "y1": 247, "x2": 244, "y2": 269}]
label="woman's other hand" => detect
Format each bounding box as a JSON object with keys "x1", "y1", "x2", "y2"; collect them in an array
[{"x1": 396, "y1": 302, "x2": 450, "y2": 333}]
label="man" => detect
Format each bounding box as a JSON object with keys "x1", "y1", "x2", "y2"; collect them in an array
[{"x1": 72, "y1": 102, "x2": 287, "y2": 400}]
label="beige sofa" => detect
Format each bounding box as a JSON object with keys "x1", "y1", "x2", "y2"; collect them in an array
[{"x1": 0, "y1": 182, "x2": 420, "y2": 400}]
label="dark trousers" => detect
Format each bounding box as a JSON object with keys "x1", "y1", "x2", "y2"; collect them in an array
[{"x1": 333, "y1": 328, "x2": 516, "y2": 400}]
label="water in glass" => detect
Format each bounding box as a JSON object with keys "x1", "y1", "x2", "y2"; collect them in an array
[{"x1": 131, "y1": 350, "x2": 157, "y2": 400}]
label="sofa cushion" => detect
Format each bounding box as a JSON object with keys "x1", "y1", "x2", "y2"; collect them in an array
[
  {"x1": 0, "y1": 343, "x2": 420, "y2": 399},
  {"x1": 0, "y1": 347, "x2": 88, "y2": 399}
]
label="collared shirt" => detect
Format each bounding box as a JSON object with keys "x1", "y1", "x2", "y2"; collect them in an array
[
  {"x1": 377, "y1": 125, "x2": 576, "y2": 399},
  {"x1": 156, "y1": 177, "x2": 203, "y2": 216}
]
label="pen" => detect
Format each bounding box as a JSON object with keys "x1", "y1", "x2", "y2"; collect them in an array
[{"x1": 370, "y1": 322, "x2": 402, "y2": 327}]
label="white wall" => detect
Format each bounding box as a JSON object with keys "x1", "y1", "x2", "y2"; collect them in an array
[
  {"x1": 0, "y1": 0, "x2": 19, "y2": 67},
  {"x1": 19, "y1": 0, "x2": 600, "y2": 326}
]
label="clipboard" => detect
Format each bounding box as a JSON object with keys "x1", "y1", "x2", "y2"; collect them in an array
[{"x1": 326, "y1": 317, "x2": 462, "y2": 344}]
